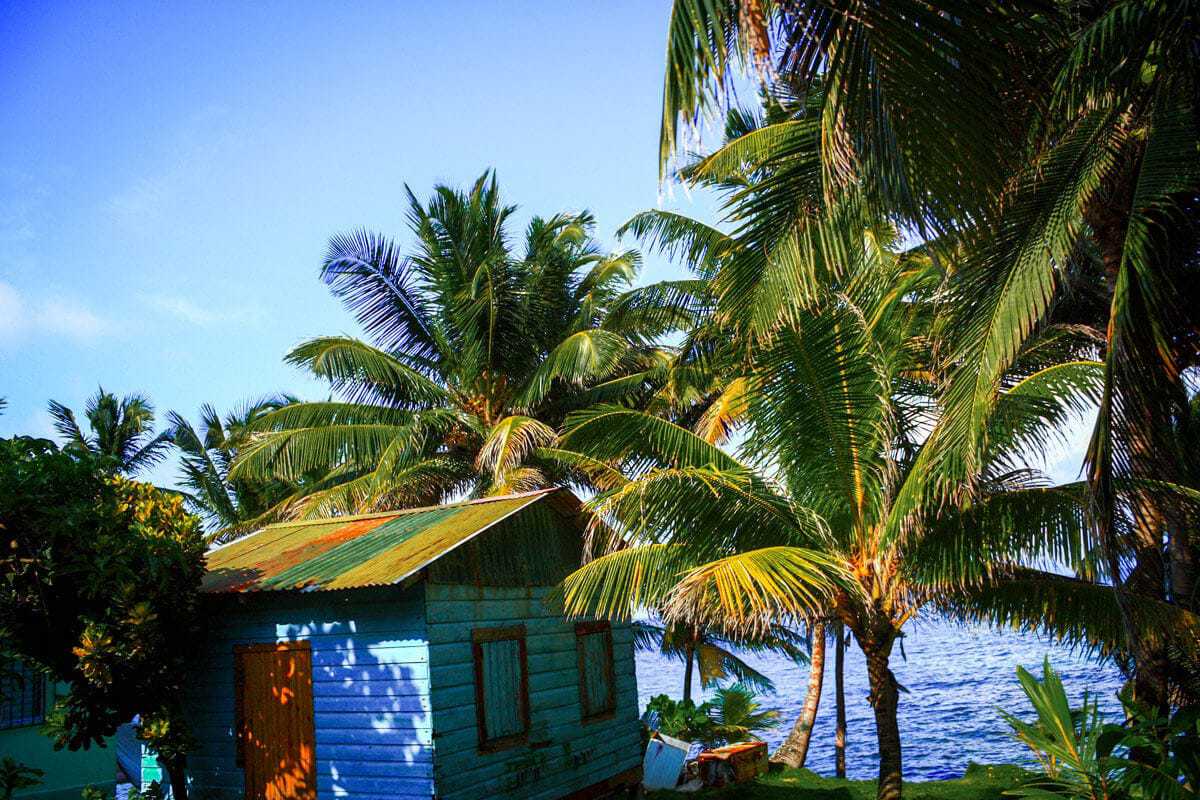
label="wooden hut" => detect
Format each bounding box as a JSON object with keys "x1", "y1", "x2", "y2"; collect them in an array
[{"x1": 153, "y1": 489, "x2": 641, "y2": 799}]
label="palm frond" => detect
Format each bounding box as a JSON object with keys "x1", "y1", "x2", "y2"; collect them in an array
[
  {"x1": 558, "y1": 544, "x2": 704, "y2": 621},
  {"x1": 321, "y1": 229, "x2": 440, "y2": 360},
  {"x1": 475, "y1": 415, "x2": 556, "y2": 481},
  {"x1": 936, "y1": 567, "x2": 1200, "y2": 663},
  {"x1": 517, "y1": 329, "x2": 629, "y2": 410},
  {"x1": 665, "y1": 546, "x2": 851, "y2": 634},
  {"x1": 286, "y1": 337, "x2": 450, "y2": 408}
]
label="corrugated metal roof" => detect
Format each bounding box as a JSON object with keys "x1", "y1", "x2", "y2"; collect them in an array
[{"x1": 202, "y1": 490, "x2": 560, "y2": 594}]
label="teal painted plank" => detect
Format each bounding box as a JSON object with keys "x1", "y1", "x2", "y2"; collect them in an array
[{"x1": 434, "y1": 726, "x2": 643, "y2": 798}]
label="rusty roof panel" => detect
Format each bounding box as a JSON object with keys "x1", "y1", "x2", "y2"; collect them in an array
[{"x1": 201, "y1": 491, "x2": 556, "y2": 594}]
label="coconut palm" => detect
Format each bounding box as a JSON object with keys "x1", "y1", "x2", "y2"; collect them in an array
[
  {"x1": 552, "y1": 237, "x2": 1151, "y2": 799},
  {"x1": 47, "y1": 389, "x2": 171, "y2": 476},
  {"x1": 707, "y1": 683, "x2": 780, "y2": 743},
  {"x1": 655, "y1": 0, "x2": 1200, "y2": 716},
  {"x1": 166, "y1": 396, "x2": 298, "y2": 540},
  {"x1": 633, "y1": 617, "x2": 807, "y2": 702},
  {"x1": 229, "y1": 173, "x2": 693, "y2": 517}
]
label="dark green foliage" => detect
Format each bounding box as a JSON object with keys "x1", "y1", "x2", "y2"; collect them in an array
[
  {"x1": 644, "y1": 685, "x2": 778, "y2": 746},
  {"x1": 645, "y1": 693, "x2": 726, "y2": 745},
  {"x1": 167, "y1": 396, "x2": 299, "y2": 541},
  {"x1": 0, "y1": 436, "x2": 206, "y2": 797},
  {"x1": 0, "y1": 758, "x2": 43, "y2": 800},
  {"x1": 1004, "y1": 659, "x2": 1200, "y2": 799},
  {"x1": 47, "y1": 389, "x2": 172, "y2": 476}
]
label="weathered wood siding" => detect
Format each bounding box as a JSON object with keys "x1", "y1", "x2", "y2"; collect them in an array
[
  {"x1": 426, "y1": 583, "x2": 641, "y2": 799},
  {"x1": 178, "y1": 585, "x2": 433, "y2": 799}
]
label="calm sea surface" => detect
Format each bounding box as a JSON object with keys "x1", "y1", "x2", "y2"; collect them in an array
[{"x1": 634, "y1": 616, "x2": 1125, "y2": 781}]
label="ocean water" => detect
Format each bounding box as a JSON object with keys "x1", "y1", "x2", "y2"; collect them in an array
[{"x1": 635, "y1": 616, "x2": 1126, "y2": 781}]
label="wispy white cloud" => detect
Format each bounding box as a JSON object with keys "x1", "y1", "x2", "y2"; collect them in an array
[
  {"x1": 105, "y1": 175, "x2": 172, "y2": 229},
  {"x1": 103, "y1": 104, "x2": 233, "y2": 234},
  {"x1": 138, "y1": 292, "x2": 216, "y2": 325},
  {"x1": 137, "y1": 290, "x2": 266, "y2": 328},
  {"x1": 0, "y1": 280, "x2": 112, "y2": 346}
]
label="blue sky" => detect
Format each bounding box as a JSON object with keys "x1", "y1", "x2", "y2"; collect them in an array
[{"x1": 0, "y1": 1, "x2": 1087, "y2": 488}]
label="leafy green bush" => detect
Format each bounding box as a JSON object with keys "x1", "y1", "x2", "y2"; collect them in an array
[
  {"x1": 0, "y1": 758, "x2": 43, "y2": 800},
  {"x1": 644, "y1": 684, "x2": 779, "y2": 746},
  {"x1": 0, "y1": 436, "x2": 206, "y2": 798},
  {"x1": 1003, "y1": 658, "x2": 1200, "y2": 799}
]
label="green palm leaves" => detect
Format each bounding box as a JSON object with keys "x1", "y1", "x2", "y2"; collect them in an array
[
  {"x1": 229, "y1": 172, "x2": 690, "y2": 518},
  {"x1": 47, "y1": 389, "x2": 172, "y2": 476},
  {"x1": 167, "y1": 396, "x2": 297, "y2": 539}
]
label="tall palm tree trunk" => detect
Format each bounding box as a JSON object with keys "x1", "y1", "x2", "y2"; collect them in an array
[
  {"x1": 1084, "y1": 165, "x2": 1179, "y2": 718},
  {"x1": 682, "y1": 633, "x2": 696, "y2": 703},
  {"x1": 861, "y1": 632, "x2": 901, "y2": 800},
  {"x1": 772, "y1": 621, "x2": 826, "y2": 769},
  {"x1": 835, "y1": 623, "x2": 847, "y2": 779}
]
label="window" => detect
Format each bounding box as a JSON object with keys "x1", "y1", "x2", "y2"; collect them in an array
[
  {"x1": 0, "y1": 660, "x2": 46, "y2": 730},
  {"x1": 472, "y1": 625, "x2": 529, "y2": 751},
  {"x1": 575, "y1": 621, "x2": 615, "y2": 721}
]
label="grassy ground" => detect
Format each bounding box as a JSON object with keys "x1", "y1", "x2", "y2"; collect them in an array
[{"x1": 647, "y1": 763, "x2": 1033, "y2": 799}]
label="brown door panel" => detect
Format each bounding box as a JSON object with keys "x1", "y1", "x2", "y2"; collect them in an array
[{"x1": 234, "y1": 641, "x2": 317, "y2": 799}]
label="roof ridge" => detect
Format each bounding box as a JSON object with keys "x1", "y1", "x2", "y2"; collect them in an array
[{"x1": 270, "y1": 487, "x2": 559, "y2": 527}]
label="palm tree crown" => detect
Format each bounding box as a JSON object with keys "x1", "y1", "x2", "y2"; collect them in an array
[
  {"x1": 231, "y1": 172, "x2": 688, "y2": 517},
  {"x1": 47, "y1": 388, "x2": 172, "y2": 476},
  {"x1": 167, "y1": 396, "x2": 297, "y2": 540}
]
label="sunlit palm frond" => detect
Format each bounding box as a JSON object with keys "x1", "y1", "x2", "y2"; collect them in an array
[
  {"x1": 475, "y1": 415, "x2": 556, "y2": 482},
  {"x1": 562, "y1": 405, "x2": 741, "y2": 473},
  {"x1": 517, "y1": 329, "x2": 629, "y2": 411},
  {"x1": 694, "y1": 376, "x2": 749, "y2": 444},
  {"x1": 618, "y1": 210, "x2": 733, "y2": 278},
  {"x1": 286, "y1": 337, "x2": 450, "y2": 408},
  {"x1": 558, "y1": 544, "x2": 704, "y2": 621},
  {"x1": 665, "y1": 547, "x2": 851, "y2": 634}
]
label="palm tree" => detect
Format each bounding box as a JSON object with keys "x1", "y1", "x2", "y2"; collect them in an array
[
  {"x1": 633, "y1": 617, "x2": 807, "y2": 703},
  {"x1": 553, "y1": 239, "x2": 1140, "y2": 799},
  {"x1": 166, "y1": 396, "x2": 297, "y2": 541},
  {"x1": 707, "y1": 683, "x2": 780, "y2": 743},
  {"x1": 47, "y1": 389, "x2": 171, "y2": 476},
  {"x1": 655, "y1": 0, "x2": 1200, "y2": 716},
  {"x1": 230, "y1": 173, "x2": 691, "y2": 517},
  {"x1": 771, "y1": 620, "x2": 826, "y2": 770}
]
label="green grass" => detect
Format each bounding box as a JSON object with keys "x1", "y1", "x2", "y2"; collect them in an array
[{"x1": 647, "y1": 763, "x2": 1034, "y2": 800}]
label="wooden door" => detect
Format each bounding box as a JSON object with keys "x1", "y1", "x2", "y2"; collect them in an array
[{"x1": 235, "y1": 641, "x2": 317, "y2": 799}]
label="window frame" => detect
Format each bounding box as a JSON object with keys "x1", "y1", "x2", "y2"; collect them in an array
[
  {"x1": 0, "y1": 660, "x2": 47, "y2": 731},
  {"x1": 471, "y1": 625, "x2": 530, "y2": 752},
  {"x1": 574, "y1": 621, "x2": 616, "y2": 723}
]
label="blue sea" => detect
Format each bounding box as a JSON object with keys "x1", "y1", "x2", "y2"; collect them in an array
[{"x1": 635, "y1": 616, "x2": 1125, "y2": 781}]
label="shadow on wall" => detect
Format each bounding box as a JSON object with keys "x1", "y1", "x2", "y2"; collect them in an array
[{"x1": 253, "y1": 611, "x2": 431, "y2": 798}]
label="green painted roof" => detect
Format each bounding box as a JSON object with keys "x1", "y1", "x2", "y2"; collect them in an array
[{"x1": 202, "y1": 490, "x2": 562, "y2": 593}]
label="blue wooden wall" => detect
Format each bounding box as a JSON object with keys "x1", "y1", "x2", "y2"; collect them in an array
[
  {"x1": 426, "y1": 583, "x2": 642, "y2": 800},
  {"x1": 176, "y1": 585, "x2": 433, "y2": 799}
]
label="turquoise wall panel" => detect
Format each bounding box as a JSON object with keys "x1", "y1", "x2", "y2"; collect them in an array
[{"x1": 426, "y1": 583, "x2": 642, "y2": 800}]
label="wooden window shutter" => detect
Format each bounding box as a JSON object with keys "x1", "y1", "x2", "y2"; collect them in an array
[
  {"x1": 472, "y1": 625, "x2": 529, "y2": 751},
  {"x1": 575, "y1": 621, "x2": 615, "y2": 721}
]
